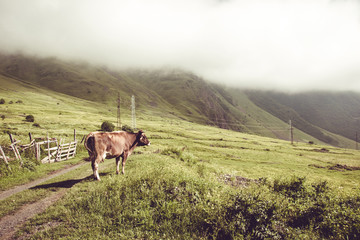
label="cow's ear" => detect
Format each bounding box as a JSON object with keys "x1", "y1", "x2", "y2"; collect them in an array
[{"x1": 138, "y1": 130, "x2": 144, "y2": 136}]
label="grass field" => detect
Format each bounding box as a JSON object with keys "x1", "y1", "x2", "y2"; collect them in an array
[{"x1": 1, "y1": 76, "x2": 360, "y2": 239}]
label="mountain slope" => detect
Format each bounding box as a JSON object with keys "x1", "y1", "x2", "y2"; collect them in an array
[
  {"x1": 245, "y1": 90, "x2": 360, "y2": 144},
  {"x1": 0, "y1": 53, "x2": 357, "y2": 148}
]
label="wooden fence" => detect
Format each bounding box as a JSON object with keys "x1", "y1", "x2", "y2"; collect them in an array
[
  {"x1": 1, "y1": 130, "x2": 78, "y2": 167},
  {"x1": 0, "y1": 145, "x2": 10, "y2": 170},
  {"x1": 0, "y1": 137, "x2": 23, "y2": 169},
  {"x1": 41, "y1": 139, "x2": 77, "y2": 163}
]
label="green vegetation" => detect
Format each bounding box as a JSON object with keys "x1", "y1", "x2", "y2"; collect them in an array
[
  {"x1": 17, "y1": 151, "x2": 360, "y2": 239},
  {"x1": 245, "y1": 90, "x2": 360, "y2": 147},
  {"x1": 121, "y1": 124, "x2": 134, "y2": 133},
  {"x1": 1, "y1": 53, "x2": 358, "y2": 148},
  {"x1": 101, "y1": 121, "x2": 115, "y2": 132},
  {"x1": 25, "y1": 114, "x2": 35, "y2": 122},
  {"x1": 0, "y1": 54, "x2": 360, "y2": 239}
]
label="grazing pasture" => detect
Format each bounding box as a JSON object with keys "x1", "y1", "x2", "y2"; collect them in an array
[{"x1": 1, "y1": 77, "x2": 360, "y2": 239}]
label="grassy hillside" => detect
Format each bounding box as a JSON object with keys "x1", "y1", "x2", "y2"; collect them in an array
[
  {"x1": 1, "y1": 75, "x2": 360, "y2": 239},
  {"x1": 0, "y1": 53, "x2": 358, "y2": 149},
  {"x1": 126, "y1": 69, "x2": 248, "y2": 131},
  {"x1": 265, "y1": 91, "x2": 360, "y2": 142},
  {"x1": 244, "y1": 90, "x2": 358, "y2": 148}
]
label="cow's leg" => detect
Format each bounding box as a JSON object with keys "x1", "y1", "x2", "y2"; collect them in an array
[
  {"x1": 121, "y1": 152, "x2": 129, "y2": 175},
  {"x1": 116, "y1": 156, "x2": 121, "y2": 174},
  {"x1": 92, "y1": 155, "x2": 102, "y2": 181}
]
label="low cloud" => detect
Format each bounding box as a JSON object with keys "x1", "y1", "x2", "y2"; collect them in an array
[{"x1": 1, "y1": 0, "x2": 360, "y2": 91}]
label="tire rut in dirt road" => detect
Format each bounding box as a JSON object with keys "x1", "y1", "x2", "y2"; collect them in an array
[
  {"x1": 0, "y1": 189, "x2": 67, "y2": 240},
  {"x1": 0, "y1": 162, "x2": 87, "y2": 201},
  {"x1": 0, "y1": 161, "x2": 90, "y2": 239}
]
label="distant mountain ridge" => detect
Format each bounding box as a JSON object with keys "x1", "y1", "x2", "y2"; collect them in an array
[
  {"x1": 245, "y1": 91, "x2": 360, "y2": 143},
  {"x1": 0, "y1": 53, "x2": 359, "y2": 148}
]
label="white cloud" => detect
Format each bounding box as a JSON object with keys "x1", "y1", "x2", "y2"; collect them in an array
[{"x1": 1, "y1": 0, "x2": 360, "y2": 91}]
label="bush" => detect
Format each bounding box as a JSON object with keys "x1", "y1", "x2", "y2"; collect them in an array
[
  {"x1": 25, "y1": 115, "x2": 35, "y2": 122},
  {"x1": 0, "y1": 98, "x2": 5, "y2": 104},
  {"x1": 121, "y1": 124, "x2": 134, "y2": 133},
  {"x1": 273, "y1": 176, "x2": 307, "y2": 200},
  {"x1": 101, "y1": 121, "x2": 115, "y2": 132},
  {"x1": 221, "y1": 193, "x2": 279, "y2": 239},
  {"x1": 1, "y1": 115, "x2": 5, "y2": 120}
]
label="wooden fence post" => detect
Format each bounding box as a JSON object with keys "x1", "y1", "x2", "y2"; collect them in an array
[
  {"x1": 10, "y1": 143, "x2": 23, "y2": 167},
  {"x1": 35, "y1": 143, "x2": 40, "y2": 161},
  {"x1": 0, "y1": 145, "x2": 11, "y2": 170},
  {"x1": 8, "y1": 133, "x2": 14, "y2": 144},
  {"x1": 47, "y1": 132, "x2": 50, "y2": 163}
]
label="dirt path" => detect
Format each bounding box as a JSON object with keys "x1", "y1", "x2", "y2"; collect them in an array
[
  {"x1": 0, "y1": 189, "x2": 67, "y2": 240},
  {"x1": 0, "y1": 162, "x2": 86, "y2": 201},
  {"x1": 0, "y1": 162, "x2": 89, "y2": 239}
]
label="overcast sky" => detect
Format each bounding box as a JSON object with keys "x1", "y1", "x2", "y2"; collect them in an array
[{"x1": 1, "y1": 0, "x2": 360, "y2": 91}]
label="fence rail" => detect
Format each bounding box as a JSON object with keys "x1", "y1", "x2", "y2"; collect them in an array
[
  {"x1": 1, "y1": 130, "x2": 78, "y2": 168},
  {"x1": 41, "y1": 140, "x2": 77, "y2": 163}
]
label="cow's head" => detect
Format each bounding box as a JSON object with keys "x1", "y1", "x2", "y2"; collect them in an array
[{"x1": 137, "y1": 130, "x2": 150, "y2": 146}]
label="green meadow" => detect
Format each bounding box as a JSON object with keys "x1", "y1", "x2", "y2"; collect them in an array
[{"x1": 1, "y1": 76, "x2": 360, "y2": 239}]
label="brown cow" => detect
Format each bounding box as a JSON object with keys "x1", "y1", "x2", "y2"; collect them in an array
[{"x1": 84, "y1": 130, "x2": 150, "y2": 181}]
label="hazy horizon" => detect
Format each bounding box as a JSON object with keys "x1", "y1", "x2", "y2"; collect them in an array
[{"x1": 1, "y1": 0, "x2": 360, "y2": 92}]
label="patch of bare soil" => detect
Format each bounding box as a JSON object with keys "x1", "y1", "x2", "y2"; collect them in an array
[
  {"x1": 328, "y1": 164, "x2": 360, "y2": 171},
  {"x1": 219, "y1": 174, "x2": 260, "y2": 187},
  {"x1": 309, "y1": 163, "x2": 360, "y2": 171},
  {"x1": 313, "y1": 148, "x2": 330, "y2": 153}
]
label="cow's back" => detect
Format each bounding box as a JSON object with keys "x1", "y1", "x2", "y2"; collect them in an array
[{"x1": 85, "y1": 131, "x2": 134, "y2": 156}]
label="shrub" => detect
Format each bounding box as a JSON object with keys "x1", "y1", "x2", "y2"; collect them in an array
[
  {"x1": 101, "y1": 121, "x2": 115, "y2": 132},
  {"x1": 121, "y1": 124, "x2": 134, "y2": 133},
  {"x1": 221, "y1": 193, "x2": 279, "y2": 239},
  {"x1": 0, "y1": 98, "x2": 5, "y2": 104},
  {"x1": 1, "y1": 115, "x2": 5, "y2": 120},
  {"x1": 25, "y1": 115, "x2": 35, "y2": 122},
  {"x1": 273, "y1": 176, "x2": 307, "y2": 200}
]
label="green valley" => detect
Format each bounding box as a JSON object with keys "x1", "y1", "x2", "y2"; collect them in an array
[{"x1": 0, "y1": 53, "x2": 360, "y2": 239}]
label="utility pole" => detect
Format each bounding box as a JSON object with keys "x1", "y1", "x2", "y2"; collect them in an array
[
  {"x1": 356, "y1": 132, "x2": 358, "y2": 150},
  {"x1": 117, "y1": 92, "x2": 122, "y2": 129},
  {"x1": 131, "y1": 95, "x2": 136, "y2": 130},
  {"x1": 289, "y1": 120, "x2": 294, "y2": 145}
]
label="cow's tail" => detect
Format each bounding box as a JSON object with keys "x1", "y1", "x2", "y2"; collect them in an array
[{"x1": 84, "y1": 133, "x2": 95, "y2": 154}]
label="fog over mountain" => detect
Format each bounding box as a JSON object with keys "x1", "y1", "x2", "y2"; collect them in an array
[{"x1": 1, "y1": 0, "x2": 360, "y2": 92}]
